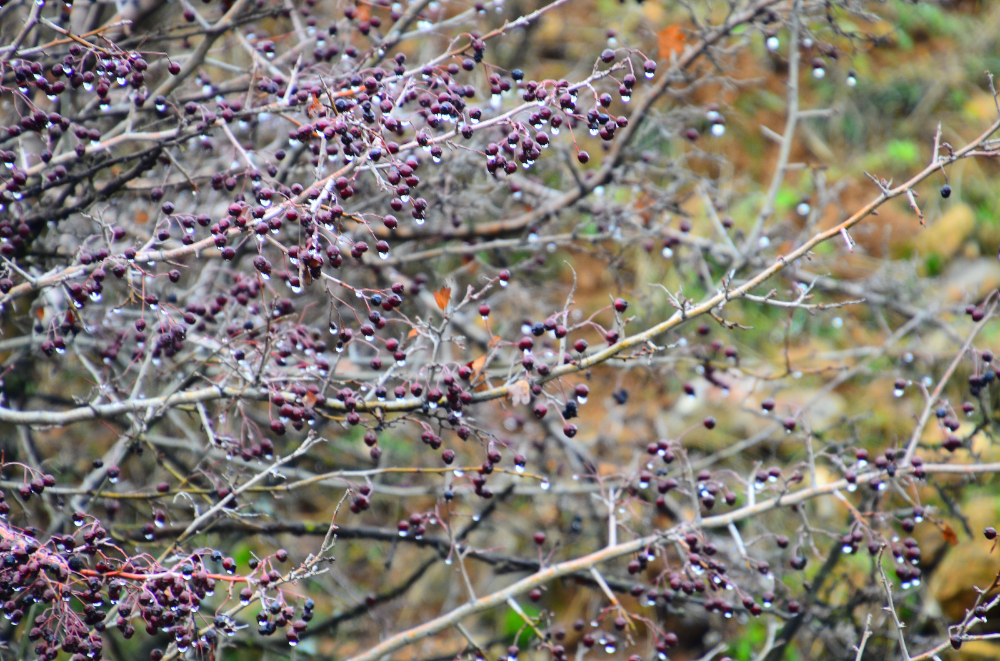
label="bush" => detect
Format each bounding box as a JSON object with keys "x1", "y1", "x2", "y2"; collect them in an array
[{"x1": 0, "y1": 0, "x2": 998, "y2": 659}]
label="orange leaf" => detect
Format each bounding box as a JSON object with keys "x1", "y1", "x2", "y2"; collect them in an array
[
  {"x1": 937, "y1": 521, "x2": 959, "y2": 546},
  {"x1": 307, "y1": 97, "x2": 323, "y2": 119},
  {"x1": 466, "y1": 354, "x2": 488, "y2": 382},
  {"x1": 135, "y1": 210, "x2": 149, "y2": 225},
  {"x1": 487, "y1": 334, "x2": 502, "y2": 348},
  {"x1": 658, "y1": 24, "x2": 686, "y2": 58},
  {"x1": 507, "y1": 379, "x2": 531, "y2": 406},
  {"x1": 407, "y1": 328, "x2": 419, "y2": 339},
  {"x1": 433, "y1": 286, "x2": 451, "y2": 311}
]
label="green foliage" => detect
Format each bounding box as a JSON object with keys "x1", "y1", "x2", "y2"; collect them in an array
[
  {"x1": 924, "y1": 252, "x2": 944, "y2": 276},
  {"x1": 892, "y1": 0, "x2": 966, "y2": 38},
  {"x1": 502, "y1": 603, "x2": 541, "y2": 646},
  {"x1": 863, "y1": 138, "x2": 921, "y2": 173}
]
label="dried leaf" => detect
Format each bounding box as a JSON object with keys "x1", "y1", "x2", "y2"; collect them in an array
[
  {"x1": 658, "y1": 24, "x2": 686, "y2": 58},
  {"x1": 937, "y1": 521, "x2": 959, "y2": 546},
  {"x1": 433, "y1": 286, "x2": 452, "y2": 311},
  {"x1": 407, "y1": 328, "x2": 419, "y2": 339},
  {"x1": 135, "y1": 210, "x2": 149, "y2": 225},
  {"x1": 466, "y1": 354, "x2": 488, "y2": 381},
  {"x1": 488, "y1": 334, "x2": 502, "y2": 348},
  {"x1": 507, "y1": 379, "x2": 531, "y2": 406},
  {"x1": 307, "y1": 97, "x2": 324, "y2": 119}
]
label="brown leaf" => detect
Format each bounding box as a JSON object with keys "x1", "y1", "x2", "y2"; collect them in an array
[
  {"x1": 507, "y1": 379, "x2": 531, "y2": 406},
  {"x1": 433, "y1": 286, "x2": 451, "y2": 311},
  {"x1": 135, "y1": 210, "x2": 149, "y2": 225},
  {"x1": 658, "y1": 24, "x2": 686, "y2": 59},
  {"x1": 937, "y1": 520, "x2": 959, "y2": 546},
  {"x1": 465, "y1": 354, "x2": 488, "y2": 384}
]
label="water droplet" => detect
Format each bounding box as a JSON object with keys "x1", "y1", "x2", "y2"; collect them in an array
[
  {"x1": 453, "y1": 469, "x2": 465, "y2": 477},
  {"x1": 812, "y1": 67, "x2": 826, "y2": 79},
  {"x1": 766, "y1": 36, "x2": 779, "y2": 50},
  {"x1": 540, "y1": 480, "x2": 550, "y2": 490},
  {"x1": 621, "y1": 95, "x2": 630, "y2": 103}
]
